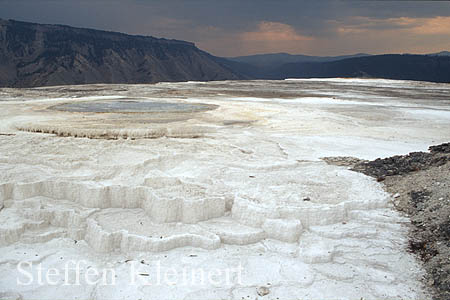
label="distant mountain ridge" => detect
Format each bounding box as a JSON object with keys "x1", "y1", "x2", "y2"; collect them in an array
[
  {"x1": 0, "y1": 19, "x2": 449, "y2": 87},
  {"x1": 228, "y1": 52, "x2": 371, "y2": 68},
  {"x1": 227, "y1": 52, "x2": 450, "y2": 83},
  {"x1": 224, "y1": 52, "x2": 450, "y2": 83},
  {"x1": 0, "y1": 19, "x2": 243, "y2": 87},
  {"x1": 427, "y1": 51, "x2": 450, "y2": 57},
  {"x1": 272, "y1": 54, "x2": 450, "y2": 83}
]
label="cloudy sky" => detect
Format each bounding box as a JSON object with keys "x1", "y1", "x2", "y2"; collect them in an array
[{"x1": 1, "y1": 0, "x2": 450, "y2": 57}]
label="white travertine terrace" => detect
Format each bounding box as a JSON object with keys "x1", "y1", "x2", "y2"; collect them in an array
[{"x1": 1, "y1": 79, "x2": 450, "y2": 299}]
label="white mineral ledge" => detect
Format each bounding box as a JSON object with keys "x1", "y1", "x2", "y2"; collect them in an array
[{"x1": 1, "y1": 78, "x2": 450, "y2": 300}]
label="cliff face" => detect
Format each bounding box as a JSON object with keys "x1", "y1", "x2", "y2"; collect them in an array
[{"x1": 0, "y1": 19, "x2": 243, "y2": 87}]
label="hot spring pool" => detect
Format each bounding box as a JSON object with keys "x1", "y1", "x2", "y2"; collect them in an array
[{"x1": 50, "y1": 99, "x2": 218, "y2": 113}]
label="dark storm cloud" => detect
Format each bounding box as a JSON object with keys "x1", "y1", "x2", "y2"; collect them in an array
[{"x1": 1, "y1": 0, "x2": 450, "y2": 56}]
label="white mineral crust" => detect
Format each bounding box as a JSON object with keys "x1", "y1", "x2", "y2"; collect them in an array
[{"x1": 1, "y1": 78, "x2": 449, "y2": 300}]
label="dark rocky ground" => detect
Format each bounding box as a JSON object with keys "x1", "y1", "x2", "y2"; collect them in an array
[
  {"x1": 325, "y1": 143, "x2": 450, "y2": 300},
  {"x1": 352, "y1": 143, "x2": 450, "y2": 180}
]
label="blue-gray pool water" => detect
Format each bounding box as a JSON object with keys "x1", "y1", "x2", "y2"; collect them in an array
[{"x1": 50, "y1": 100, "x2": 218, "y2": 113}]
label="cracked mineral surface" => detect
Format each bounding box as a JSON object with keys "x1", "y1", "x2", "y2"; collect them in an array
[{"x1": 1, "y1": 78, "x2": 449, "y2": 300}]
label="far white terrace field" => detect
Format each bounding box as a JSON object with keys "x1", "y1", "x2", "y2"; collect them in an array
[{"x1": 0, "y1": 79, "x2": 449, "y2": 300}]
